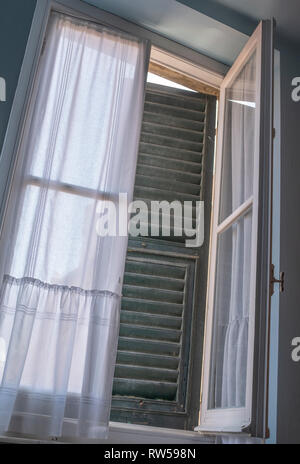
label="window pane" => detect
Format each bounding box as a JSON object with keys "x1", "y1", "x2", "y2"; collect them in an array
[
  {"x1": 9, "y1": 185, "x2": 121, "y2": 290},
  {"x1": 10, "y1": 185, "x2": 95, "y2": 285},
  {"x1": 209, "y1": 209, "x2": 252, "y2": 409},
  {"x1": 219, "y1": 52, "x2": 256, "y2": 224},
  {"x1": 26, "y1": 18, "x2": 141, "y2": 193}
]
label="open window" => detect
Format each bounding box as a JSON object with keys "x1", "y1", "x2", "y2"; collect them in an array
[
  {"x1": 112, "y1": 22, "x2": 272, "y2": 436},
  {"x1": 0, "y1": 0, "x2": 274, "y2": 441},
  {"x1": 198, "y1": 21, "x2": 274, "y2": 435},
  {"x1": 110, "y1": 20, "x2": 274, "y2": 438}
]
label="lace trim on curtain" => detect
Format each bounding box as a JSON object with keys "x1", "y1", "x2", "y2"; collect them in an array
[{"x1": 2, "y1": 275, "x2": 120, "y2": 298}]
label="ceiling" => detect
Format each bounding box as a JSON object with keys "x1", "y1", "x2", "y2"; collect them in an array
[
  {"x1": 214, "y1": 0, "x2": 300, "y2": 45},
  {"x1": 179, "y1": 0, "x2": 300, "y2": 46},
  {"x1": 83, "y1": 0, "x2": 300, "y2": 66},
  {"x1": 83, "y1": 0, "x2": 248, "y2": 65}
]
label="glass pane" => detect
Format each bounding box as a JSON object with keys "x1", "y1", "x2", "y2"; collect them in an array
[
  {"x1": 219, "y1": 52, "x2": 257, "y2": 224},
  {"x1": 209, "y1": 209, "x2": 252, "y2": 409}
]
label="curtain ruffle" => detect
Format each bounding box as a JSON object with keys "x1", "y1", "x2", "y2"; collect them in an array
[{"x1": 0, "y1": 275, "x2": 121, "y2": 438}]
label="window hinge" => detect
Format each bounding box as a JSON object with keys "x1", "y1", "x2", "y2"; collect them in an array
[
  {"x1": 272, "y1": 127, "x2": 276, "y2": 138},
  {"x1": 41, "y1": 38, "x2": 47, "y2": 56},
  {"x1": 270, "y1": 264, "x2": 284, "y2": 295}
]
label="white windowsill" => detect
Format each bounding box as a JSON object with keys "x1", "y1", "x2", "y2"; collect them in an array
[
  {"x1": 0, "y1": 421, "x2": 264, "y2": 444},
  {"x1": 0, "y1": 421, "x2": 215, "y2": 445}
]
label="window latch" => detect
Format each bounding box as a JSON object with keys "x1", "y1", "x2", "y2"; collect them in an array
[{"x1": 270, "y1": 264, "x2": 284, "y2": 295}]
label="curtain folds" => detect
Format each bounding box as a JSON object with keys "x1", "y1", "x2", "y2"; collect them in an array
[{"x1": 0, "y1": 12, "x2": 147, "y2": 438}]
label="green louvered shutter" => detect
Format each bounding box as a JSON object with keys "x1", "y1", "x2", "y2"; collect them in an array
[
  {"x1": 133, "y1": 83, "x2": 207, "y2": 242},
  {"x1": 111, "y1": 83, "x2": 217, "y2": 430}
]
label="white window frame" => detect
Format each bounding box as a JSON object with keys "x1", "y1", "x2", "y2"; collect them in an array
[{"x1": 198, "y1": 22, "x2": 270, "y2": 433}]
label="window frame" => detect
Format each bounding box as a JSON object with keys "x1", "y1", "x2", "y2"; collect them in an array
[
  {"x1": 26, "y1": 176, "x2": 117, "y2": 202},
  {"x1": 0, "y1": 0, "x2": 274, "y2": 441},
  {"x1": 198, "y1": 21, "x2": 274, "y2": 436}
]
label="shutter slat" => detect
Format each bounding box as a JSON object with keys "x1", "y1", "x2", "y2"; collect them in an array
[
  {"x1": 139, "y1": 142, "x2": 203, "y2": 164},
  {"x1": 142, "y1": 121, "x2": 204, "y2": 143},
  {"x1": 141, "y1": 132, "x2": 203, "y2": 152},
  {"x1": 124, "y1": 272, "x2": 184, "y2": 292},
  {"x1": 134, "y1": 185, "x2": 199, "y2": 202},
  {"x1": 145, "y1": 91, "x2": 206, "y2": 111},
  {"x1": 115, "y1": 364, "x2": 178, "y2": 383},
  {"x1": 144, "y1": 100, "x2": 204, "y2": 122},
  {"x1": 119, "y1": 323, "x2": 182, "y2": 344},
  {"x1": 125, "y1": 259, "x2": 186, "y2": 279},
  {"x1": 121, "y1": 297, "x2": 183, "y2": 317},
  {"x1": 118, "y1": 336, "x2": 180, "y2": 357},
  {"x1": 116, "y1": 351, "x2": 179, "y2": 370},
  {"x1": 145, "y1": 84, "x2": 207, "y2": 102},
  {"x1": 143, "y1": 110, "x2": 204, "y2": 132},
  {"x1": 120, "y1": 310, "x2": 182, "y2": 330},
  {"x1": 113, "y1": 378, "x2": 177, "y2": 401},
  {"x1": 122, "y1": 284, "x2": 184, "y2": 304},
  {"x1": 136, "y1": 164, "x2": 202, "y2": 185},
  {"x1": 135, "y1": 173, "x2": 200, "y2": 196},
  {"x1": 127, "y1": 200, "x2": 197, "y2": 227},
  {"x1": 138, "y1": 153, "x2": 202, "y2": 174}
]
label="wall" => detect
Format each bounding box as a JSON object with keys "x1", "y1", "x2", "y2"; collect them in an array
[
  {"x1": 0, "y1": 0, "x2": 37, "y2": 153},
  {"x1": 276, "y1": 38, "x2": 300, "y2": 444}
]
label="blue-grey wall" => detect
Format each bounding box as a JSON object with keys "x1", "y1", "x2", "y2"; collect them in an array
[
  {"x1": 0, "y1": 0, "x2": 37, "y2": 152},
  {"x1": 277, "y1": 40, "x2": 300, "y2": 444}
]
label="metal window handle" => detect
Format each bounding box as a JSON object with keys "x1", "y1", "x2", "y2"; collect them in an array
[{"x1": 270, "y1": 264, "x2": 284, "y2": 295}]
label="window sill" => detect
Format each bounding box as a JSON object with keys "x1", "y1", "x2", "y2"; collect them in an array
[
  {"x1": 0, "y1": 421, "x2": 263, "y2": 444},
  {"x1": 0, "y1": 422, "x2": 214, "y2": 444}
]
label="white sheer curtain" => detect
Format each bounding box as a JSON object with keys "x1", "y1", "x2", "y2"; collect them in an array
[
  {"x1": 210, "y1": 53, "x2": 256, "y2": 409},
  {"x1": 0, "y1": 12, "x2": 147, "y2": 438}
]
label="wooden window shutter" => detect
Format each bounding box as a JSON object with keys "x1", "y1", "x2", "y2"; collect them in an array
[{"x1": 111, "y1": 82, "x2": 217, "y2": 429}]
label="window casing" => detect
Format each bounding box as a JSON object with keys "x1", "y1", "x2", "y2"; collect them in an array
[
  {"x1": 0, "y1": 0, "x2": 274, "y2": 440},
  {"x1": 199, "y1": 21, "x2": 274, "y2": 435}
]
